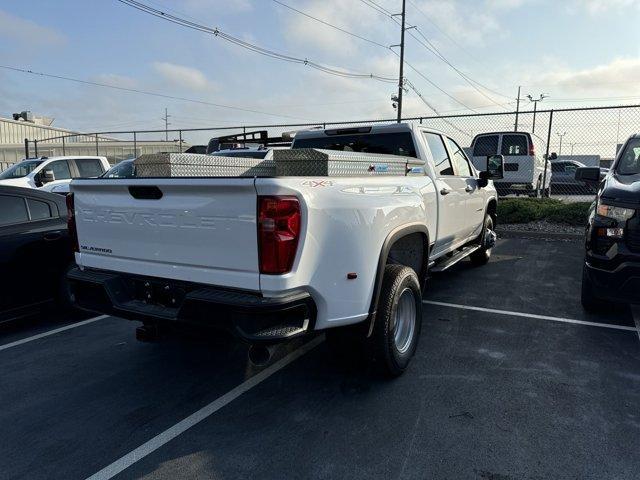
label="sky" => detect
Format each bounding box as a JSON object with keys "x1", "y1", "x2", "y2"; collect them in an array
[{"x1": 1, "y1": 0, "x2": 639, "y2": 144}]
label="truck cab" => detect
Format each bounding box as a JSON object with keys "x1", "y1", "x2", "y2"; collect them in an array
[{"x1": 0, "y1": 156, "x2": 111, "y2": 192}]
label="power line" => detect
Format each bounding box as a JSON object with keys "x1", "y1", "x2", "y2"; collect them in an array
[
  {"x1": 406, "y1": 0, "x2": 484, "y2": 67},
  {"x1": 116, "y1": 0, "x2": 397, "y2": 84},
  {"x1": 403, "y1": 79, "x2": 472, "y2": 137},
  {"x1": 271, "y1": 0, "x2": 389, "y2": 49},
  {"x1": 0, "y1": 65, "x2": 311, "y2": 121},
  {"x1": 358, "y1": 0, "x2": 477, "y2": 112},
  {"x1": 409, "y1": 27, "x2": 512, "y2": 105}
]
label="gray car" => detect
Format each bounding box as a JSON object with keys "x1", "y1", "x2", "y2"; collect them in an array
[{"x1": 551, "y1": 160, "x2": 607, "y2": 194}]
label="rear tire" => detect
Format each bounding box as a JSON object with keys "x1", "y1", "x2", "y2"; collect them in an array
[
  {"x1": 581, "y1": 264, "x2": 607, "y2": 312},
  {"x1": 370, "y1": 265, "x2": 422, "y2": 377},
  {"x1": 469, "y1": 215, "x2": 494, "y2": 266}
]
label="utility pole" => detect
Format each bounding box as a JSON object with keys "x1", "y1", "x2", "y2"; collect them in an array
[
  {"x1": 556, "y1": 131, "x2": 567, "y2": 156},
  {"x1": 393, "y1": 0, "x2": 407, "y2": 123},
  {"x1": 514, "y1": 86, "x2": 521, "y2": 131},
  {"x1": 526, "y1": 93, "x2": 548, "y2": 134},
  {"x1": 162, "y1": 108, "x2": 171, "y2": 141},
  {"x1": 570, "y1": 142, "x2": 576, "y2": 156}
]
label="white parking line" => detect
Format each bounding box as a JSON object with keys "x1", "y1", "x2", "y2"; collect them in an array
[
  {"x1": 423, "y1": 300, "x2": 637, "y2": 333},
  {"x1": 85, "y1": 334, "x2": 324, "y2": 480},
  {"x1": 0, "y1": 315, "x2": 109, "y2": 352},
  {"x1": 631, "y1": 306, "x2": 640, "y2": 341}
]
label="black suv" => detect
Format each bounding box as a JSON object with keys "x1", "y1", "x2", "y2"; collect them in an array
[{"x1": 576, "y1": 134, "x2": 640, "y2": 310}]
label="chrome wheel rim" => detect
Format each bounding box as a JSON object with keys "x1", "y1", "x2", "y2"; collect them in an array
[{"x1": 394, "y1": 288, "x2": 416, "y2": 354}]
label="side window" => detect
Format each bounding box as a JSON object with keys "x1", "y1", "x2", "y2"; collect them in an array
[
  {"x1": 0, "y1": 195, "x2": 29, "y2": 226},
  {"x1": 501, "y1": 134, "x2": 528, "y2": 156},
  {"x1": 473, "y1": 135, "x2": 498, "y2": 156},
  {"x1": 423, "y1": 132, "x2": 454, "y2": 176},
  {"x1": 565, "y1": 163, "x2": 578, "y2": 174},
  {"x1": 48, "y1": 160, "x2": 71, "y2": 180},
  {"x1": 445, "y1": 137, "x2": 473, "y2": 177},
  {"x1": 75, "y1": 159, "x2": 105, "y2": 177},
  {"x1": 27, "y1": 199, "x2": 52, "y2": 221}
]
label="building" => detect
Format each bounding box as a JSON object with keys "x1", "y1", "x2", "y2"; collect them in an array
[{"x1": 0, "y1": 112, "x2": 188, "y2": 170}]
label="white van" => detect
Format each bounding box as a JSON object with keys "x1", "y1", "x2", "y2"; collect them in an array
[
  {"x1": 470, "y1": 132, "x2": 552, "y2": 197},
  {"x1": 0, "y1": 156, "x2": 110, "y2": 192}
]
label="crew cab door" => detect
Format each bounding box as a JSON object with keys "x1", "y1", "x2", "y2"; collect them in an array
[
  {"x1": 444, "y1": 136, "x2": 485, "y2": 239},
  {"x1": 422, "y1": 132, "x2": 471, "y2": 254}
]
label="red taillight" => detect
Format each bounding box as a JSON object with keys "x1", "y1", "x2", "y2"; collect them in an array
[
  {"x1": 529, "y1": 142, "x2": 535, "y2": 156},
  {"x1": 258, "y1": 196, "x2": 301, "y2": 274},
  {"x1": 66, "y1": 193, "x2": 79, "y2": 253}
]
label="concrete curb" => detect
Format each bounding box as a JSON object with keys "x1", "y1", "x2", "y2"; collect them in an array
[{"x1": 496, "y1": 227, "x2": 583, "y2": 241}]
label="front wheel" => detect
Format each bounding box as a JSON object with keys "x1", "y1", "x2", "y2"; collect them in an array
[
  {"x1": 370, "y1": 265, "x2": 422, "y2": 377},
  {"x1": 469, "y1": 214, "x2": 495, "y2": 266}
]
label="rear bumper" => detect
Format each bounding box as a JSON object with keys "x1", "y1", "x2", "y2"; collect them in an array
[
  {"x1": 584, "y1": 261, "x2": 640, "y2": 305},
  {"x1": 68, "y1": 267, "x2": 316, "y2": 342}
]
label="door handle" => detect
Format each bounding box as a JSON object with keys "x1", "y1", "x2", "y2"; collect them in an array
[
  {"x1": 465, "y1": 185, "x2": 474, "y2": 192},
  {"x1": 440, "y1": 188, "x2": 451, "y2": 195},
  {"x1": 43, "y1": 232, "x2": 62, "y2": 242}
]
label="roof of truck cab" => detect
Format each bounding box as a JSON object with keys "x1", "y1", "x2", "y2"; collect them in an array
[{"x1": 294, "y1": 122, "x2": 446, "y2": 139}]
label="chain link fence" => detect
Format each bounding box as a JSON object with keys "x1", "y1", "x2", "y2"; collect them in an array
[{"x1": 23, "y1": 104, "x2": 639, "y2": 200}]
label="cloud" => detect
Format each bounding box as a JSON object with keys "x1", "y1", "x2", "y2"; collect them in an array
[
  {"x1": 411, "y1": 0, "x2": 501, "y2": 46},
  {"x1": 0, "y1": 9, "x2": 66, "y2": 47},
  {"x1": 183, "y1": 0, "x2": 252, "y2": 13},
  {"x1": 280, "y1": 0, "x2": 382, "y2": 57},
  {"x1": 539, "y1": 57, "x2": 640, "y2": 94},
  {"x1": 575, "y1": 0, "x2": 640, "y2": 14},
  {"x1": 152, "y1": 62, "x2": 216, "y2": 91}
]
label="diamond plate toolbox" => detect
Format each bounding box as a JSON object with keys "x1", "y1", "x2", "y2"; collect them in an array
[
  {"x1": 273, "y1": 149, "x2": 424, "y2": 176},
  {"x1": 134, "y1": 153, "x2": 276, "y2": 177}
]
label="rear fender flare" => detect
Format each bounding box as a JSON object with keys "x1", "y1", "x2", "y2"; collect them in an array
[{"x1": 365, "y1": 223, "x2": 430, "y2": 337}]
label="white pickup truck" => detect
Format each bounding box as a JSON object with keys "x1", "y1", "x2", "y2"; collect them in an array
[{"x1": 67, "y1": 123, "x2": 503, "y2": 376}]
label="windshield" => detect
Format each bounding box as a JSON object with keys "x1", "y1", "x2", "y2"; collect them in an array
[
  {"x1": 293, "y1": 132, "x2": 417, "y2": 157},
  {"x1": 617, "y1": 138, "x2": 640, "y2": 175},
  {"x1": 102, "y1": 160, "x2": 135, "y2": 178},
  {"x1": 0, "y1": 160, "x2": 43, "y2": 179}
]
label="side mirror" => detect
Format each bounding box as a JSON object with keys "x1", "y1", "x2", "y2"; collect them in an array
[
  {"x1": 575, "y1": 167, "x2": 601, "y2": 186},
  {"x1": 40, "y1": 169, "x2": 56, "y2": 184},
  {"x1": 478, "y1": 155, "x2": 504, "y2": 187},
  {"x1": 33, "y1": 172, "x2": 42, "y2": 187}
]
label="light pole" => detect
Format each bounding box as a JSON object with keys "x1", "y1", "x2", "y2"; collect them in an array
[
  {"x1": 556, "y1": 131, "x2": 567, "y2": 156},
  {"x1": 526, "y1": 93, "x2": 548, "y2": 134},
  {"x1": 570, "y1": 142, "x2": 576, "y2": 156}
]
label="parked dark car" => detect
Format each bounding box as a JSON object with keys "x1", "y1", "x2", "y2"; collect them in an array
[
  {"x1": 551, "y1": 160, "x2": 607, "y2": 194},
  {"x1": 576, "y1": 134, "x2": 640, "y2": 310},
  {"x1": 0, "y1": 186, "x2": 74, "y2": 321}
]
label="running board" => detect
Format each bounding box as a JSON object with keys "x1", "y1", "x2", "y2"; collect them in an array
[{"x1": 429, "y1": 245, "x2": 481, "y2": 273}]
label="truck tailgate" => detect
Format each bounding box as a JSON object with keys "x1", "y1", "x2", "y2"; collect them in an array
[{"x1": 71, "y1": 178, "x2": 260, "y2": 291}]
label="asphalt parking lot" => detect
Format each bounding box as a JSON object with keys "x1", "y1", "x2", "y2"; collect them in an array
[{"x1": 1, "y1": 235, "x2": 639, "y2": 480}]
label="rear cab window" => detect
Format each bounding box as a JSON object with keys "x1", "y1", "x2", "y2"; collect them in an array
[{"x1": 293, "y1": 132, "x2": 417, "y2": 158}]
